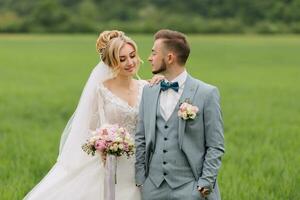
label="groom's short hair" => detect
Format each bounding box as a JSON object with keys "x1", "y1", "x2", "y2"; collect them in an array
[{"x1": 154, "y1": 29, "x2": 190, "y2": 65}]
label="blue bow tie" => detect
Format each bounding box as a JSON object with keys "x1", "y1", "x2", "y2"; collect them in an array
[{"x1": 160, "y1": 80, "x2": 179, "y2": 92}]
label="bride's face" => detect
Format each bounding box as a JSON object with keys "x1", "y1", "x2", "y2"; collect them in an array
[{"x1": 117, "y1": 43, "x2": 138, "y2": 77}]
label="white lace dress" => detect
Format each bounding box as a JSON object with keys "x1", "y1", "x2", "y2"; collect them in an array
[
  {"x1": 24, "y1": 80, "x2": 147, "y2": 200},
  {"x1": 97, "y1": 80, "x2": 147, "y2": 200}
]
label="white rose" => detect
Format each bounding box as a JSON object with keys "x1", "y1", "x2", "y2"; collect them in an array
[
  {"x1": 115, "y1": 137, "x2": 122, "y2": 143},
  {"x1": 125, "y1": 135, "x2": 131, "y2": 140},
  {"x1": 118, "y1": 144, "x2": 124, "y2": 150},
  {"x1": 186, "y1": 106, "x2": 193, "y2": 113},
  {"x1": 113, "y1": 144, "x2": 118, "y2": 151},
  {"x1": 182, "y1": 112, "x2": 188, "y2": 120},
  {"x1": 190, "y1": 112, "x2": 196, "y2": 119},
  {"x1": 128, "y1": 141, "x2": 134, "y2": 146}
]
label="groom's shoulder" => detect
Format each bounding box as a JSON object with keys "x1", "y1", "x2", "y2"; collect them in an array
[
  {"x1": 189, "y1": 75, "x2": 221, "y2": 99},
  {"x1": 190, "y1": 75, "x2": 218, "y2": 92},
  {"x1": 142, "y1": 84, "x2": 159, "y2": 93}
]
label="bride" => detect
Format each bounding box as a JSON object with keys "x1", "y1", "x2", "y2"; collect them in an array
[{"x1": 24, "y1": 30, "x2": 161, "y2": 200}]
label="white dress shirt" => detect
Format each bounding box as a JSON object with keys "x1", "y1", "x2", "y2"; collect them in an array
[{"x1": 159, "y1": 70, "x2": 187, "y2": 121}]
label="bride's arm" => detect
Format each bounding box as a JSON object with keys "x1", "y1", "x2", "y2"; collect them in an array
[
  {"x1": 89, "y1": 87, "x2": 107, "y2": 163},
  {"x1": 89, "y1": 88, "x2": 102, "y2": 131}
]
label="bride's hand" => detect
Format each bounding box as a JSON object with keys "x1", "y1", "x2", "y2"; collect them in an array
[{"x1": 148, "y1": 74, "x2": 165, "y2": 86}]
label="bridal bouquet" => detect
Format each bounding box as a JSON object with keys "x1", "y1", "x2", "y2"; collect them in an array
[
  {"x1": 81, "y1": 124, "x2": 135, "y2": 158},
  {"x1": 82, "y1": 124, "x2": 135, "y2": 200}
]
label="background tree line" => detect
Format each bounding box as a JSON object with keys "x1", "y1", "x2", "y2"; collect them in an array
[{"x1": 1, "y1": 0, "x2": 300, "y2": 33}]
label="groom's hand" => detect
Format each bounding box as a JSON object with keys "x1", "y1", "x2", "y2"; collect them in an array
[{"x1": 198, "y1": 187, "x2": 210, "y2": 198}]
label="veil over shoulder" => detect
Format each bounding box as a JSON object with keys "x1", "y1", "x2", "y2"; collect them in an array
[
  {"x1": 58, "y1": 61, "x2": 114, "y2": 170},
  {"x1": 24, "y1": 61, "x2": 114, "y2": 200}
]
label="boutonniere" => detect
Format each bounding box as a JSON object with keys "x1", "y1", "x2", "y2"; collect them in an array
[{"x1": 178, "y1": 99, "x2": 199, "y2": 120}]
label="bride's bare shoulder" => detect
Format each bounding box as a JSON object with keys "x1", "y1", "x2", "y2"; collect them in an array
[
  {"x1": 102, "y1": 78, "x2": 114, "y2": 89},
  {"x1": 137, "y1": 79, "x2": 148, "y2": 86}
]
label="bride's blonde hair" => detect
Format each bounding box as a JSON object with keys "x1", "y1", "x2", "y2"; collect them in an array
[{"x1": 96, "y1": 30, "x2": 141, "y2": 76}]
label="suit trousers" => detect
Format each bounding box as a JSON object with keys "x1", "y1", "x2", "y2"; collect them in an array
[{"x1": 141, "y1": 177, "x2": 204, "y2": 200}]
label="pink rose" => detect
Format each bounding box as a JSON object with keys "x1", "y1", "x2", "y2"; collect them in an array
[
  {"x1": 192, "y1": 106, "x2": 199, "y2": 113},
  {"x1": 95, "y1": 140, "x2": 106, "y2": 151},
  {"x1": 180, "y1": 102, "x2": 188, "y2": 110}
]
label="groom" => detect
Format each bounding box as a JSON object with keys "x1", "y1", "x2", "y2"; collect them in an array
[{"x1": 135, "y1": 29, "x2": 225, "y2": 200}]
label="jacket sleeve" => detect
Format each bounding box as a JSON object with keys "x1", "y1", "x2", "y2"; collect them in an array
[
  {"x1": 197, "y1": 87, "x2": 225, "y2": 190},
  {"x1": 135, "y1": 89, "x2": 147, "y2": 185}
]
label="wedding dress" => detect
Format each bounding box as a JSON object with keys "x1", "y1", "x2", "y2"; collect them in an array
[{"x1": 24, "y1": 62, "x2": 146, "y2": 200}]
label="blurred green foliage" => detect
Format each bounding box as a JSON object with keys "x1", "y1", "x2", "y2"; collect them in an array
[
  {"x1": 0, "y1": 34, "x2": 300, "y2": 199},
  {"x1": 0, "y1": 0, "x2": 300, "y2": 33}
]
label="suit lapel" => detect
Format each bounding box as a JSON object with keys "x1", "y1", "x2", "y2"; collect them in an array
[
  {"x1": 178, "y1": 75, "x2": 199, "y2": 149},
  {"x1": 148, "y1": 84, "x2": 161, "y2": 150}
]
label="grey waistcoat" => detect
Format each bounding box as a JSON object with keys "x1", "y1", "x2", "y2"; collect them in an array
[{"x1": 148, "y1": 99, "x2": 194, "y2": 189}]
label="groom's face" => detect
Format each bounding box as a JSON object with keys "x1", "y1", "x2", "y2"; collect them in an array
[{"x1": 148, "y1": 39, "x2": 167, "y2": 74}]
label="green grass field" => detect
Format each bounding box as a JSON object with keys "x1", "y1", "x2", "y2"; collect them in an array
[{"x1": 0, "y1": 34, "x2": 300, "y2": 200}]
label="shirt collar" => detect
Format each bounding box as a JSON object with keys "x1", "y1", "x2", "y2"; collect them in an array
[{"x1": 168, "y1": 70, "x2": 187, "y2": 87}]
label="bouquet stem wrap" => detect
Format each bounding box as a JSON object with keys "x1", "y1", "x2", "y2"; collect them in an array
[
  {"x1": 81, "y1": 124, "x2": 135, "y2": 200},
  {"x1": 104, "y1": 155, "x2": 117, "y2": 200}
]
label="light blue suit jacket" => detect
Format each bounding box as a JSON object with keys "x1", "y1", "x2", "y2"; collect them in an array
[{"x1": 135, "y1": 74, "x2": 225, "y2": 197}]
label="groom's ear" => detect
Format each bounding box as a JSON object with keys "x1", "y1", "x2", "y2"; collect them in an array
[{"x1": 166, "y1": 52, "x2": 176, "y2": 64}]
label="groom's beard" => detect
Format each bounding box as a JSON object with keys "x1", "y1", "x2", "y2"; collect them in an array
[{"x1": 152, "y1": 59, "x2": 167, "y2": 74}]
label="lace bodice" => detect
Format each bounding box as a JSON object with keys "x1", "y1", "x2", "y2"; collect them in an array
[{"x1": 95, "y1": 80, "x2": 147, "y2": 135}]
